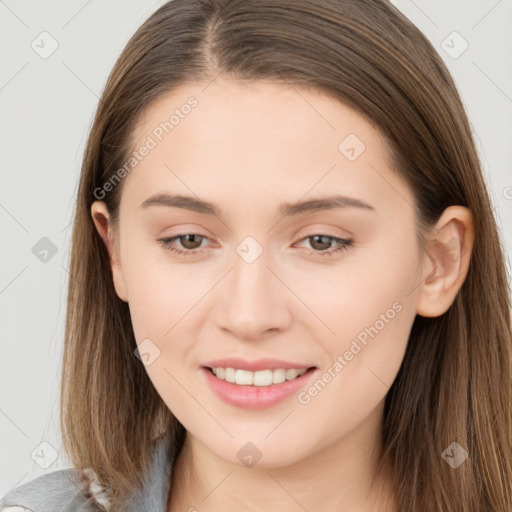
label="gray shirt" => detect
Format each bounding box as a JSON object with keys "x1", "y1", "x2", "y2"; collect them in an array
[{"x1": 0, "y1": 434, "x2": 174, "y2": 512}]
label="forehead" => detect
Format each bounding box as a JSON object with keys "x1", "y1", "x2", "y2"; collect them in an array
[
  {"x1": 122, "y1": 78, "x2": 411, "y2": 216},
  {"x1": 131, "y1": 78, "x2": 380, "y2": 155}
]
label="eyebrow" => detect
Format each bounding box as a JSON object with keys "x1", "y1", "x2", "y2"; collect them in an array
[{"x1": 139, "y1": 192, "x2": 376, "y2": 216}]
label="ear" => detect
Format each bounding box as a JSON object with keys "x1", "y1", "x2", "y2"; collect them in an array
[
  {"x1": 90, "y1": 201, "x2": 128, "y2": 302},
  {"x1": 416, "y1": 205, "x2": 475, "y2": 318}
]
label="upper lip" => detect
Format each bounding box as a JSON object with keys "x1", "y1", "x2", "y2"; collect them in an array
[{"x1": 202, "y1": 358, "x2": 316, "y2": 372}]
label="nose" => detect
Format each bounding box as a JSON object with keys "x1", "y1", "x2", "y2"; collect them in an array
[{"x1": 214, "y1": 247, "x2": 293, "y2": 341}]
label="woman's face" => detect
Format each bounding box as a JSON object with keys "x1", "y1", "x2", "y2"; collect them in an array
[{"x1": 94, "y1": 79, "x2": 427, "y2": 467}]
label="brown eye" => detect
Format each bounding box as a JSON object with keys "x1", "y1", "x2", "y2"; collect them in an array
[
  {"x1": 308, "y1": 235, "x2": 333, "y2": 251},
  {"x1": 157, "y1": 233, "x2": 211, "y2": 256},
  {"x1": 178, "y1": 234, "x2": 205, "y2": 250},
  {"x1": 294, "y1": 234, "x2": 353, "y2": 257}
]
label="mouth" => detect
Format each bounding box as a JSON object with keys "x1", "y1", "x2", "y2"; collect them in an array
[
  {"x1": 200, "y1": 365, "x2": 318, "y2": 410},
  {"x1": 203, "y1": 366, "x2": 317, "y2": 387}
]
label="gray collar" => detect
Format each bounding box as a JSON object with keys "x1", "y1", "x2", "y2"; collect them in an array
[
  {"x1": 0, "y1": 434, "x2": 176, "y2": 512},
  {"x1": 126, "y1": 434, "x2": 175, "y2": 511}
]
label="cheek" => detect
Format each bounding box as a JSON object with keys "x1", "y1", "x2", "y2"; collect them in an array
[
  {"x1": 292, "y1": 267, "x2": 416, "y2": 453},
  {"x1": 298, "y1": 230, "x2": 419, "y2": 333},
  {"x1": 122, "y1": 249, "x2": 205, "y2": 406},
  {"x1": 120, "y1": 237, "x2": 206, "y2": 339},
  {"x1": 299, "y1": 233, "x2": 419, "y2": 393}
]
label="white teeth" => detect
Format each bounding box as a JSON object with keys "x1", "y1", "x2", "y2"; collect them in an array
[
  {"x1": 225, "y1": 367, "x2": 236, "y2": 383},
  {"x1": 211, "y1": 367, "x2": 308, "y2": 386},
  {"x1": 253, "y1": 369, "x2": 273, "y2": 386},
  {"x1": 235, "y1": 369, "x2": 253, "y2": 385},
  {"x1": 285, "y1": 369, "x2": 301, "y2": 380}
]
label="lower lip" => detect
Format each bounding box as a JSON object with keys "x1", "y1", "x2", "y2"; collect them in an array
[{"x1": 200, "y1": 366, "x2": 317, "y2": 410}]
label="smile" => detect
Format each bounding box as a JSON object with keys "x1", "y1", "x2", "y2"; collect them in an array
[
  {"x1": 201, "y1": 366, "x2": 317, "y2": 410},
  {"x1": 210, "y1": 367, "x2": 308, "y2": 386}
]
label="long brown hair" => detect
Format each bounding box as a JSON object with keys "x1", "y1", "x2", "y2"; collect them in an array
[{"x1": 61, "y1": 1, "x2": 512, "y2": 510}]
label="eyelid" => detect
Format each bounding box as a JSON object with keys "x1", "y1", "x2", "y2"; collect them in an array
[
  {"x1": 294, "y1": 223, "x2": 352, "y2": 239},
  {"x1": 156, "y1": 223, "x2": 216, "y2": 239}
]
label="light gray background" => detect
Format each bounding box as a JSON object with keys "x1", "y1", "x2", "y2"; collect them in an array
[{"x1": 1, "y1": 0, "x2": 511, "y2": 496}]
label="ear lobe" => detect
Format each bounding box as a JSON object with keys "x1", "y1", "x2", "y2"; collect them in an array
[
  {"x1": 416, "y1": 206, "x2": 475, "y2": 318},
  {"x1": 90, "y1": 201, "x2": 129, "y2": 302}
]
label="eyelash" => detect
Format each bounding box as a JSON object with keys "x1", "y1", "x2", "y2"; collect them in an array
[{"x1": 157, "y1": 233, "x2": 354, "y2": 258}]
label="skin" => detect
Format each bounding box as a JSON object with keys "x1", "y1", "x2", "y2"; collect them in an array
[{"x1": 91, "y1": 78, "x2": 475, "y2": 512}]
